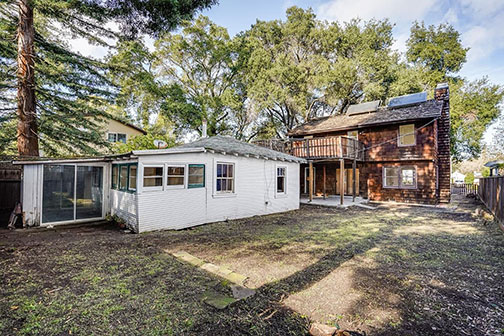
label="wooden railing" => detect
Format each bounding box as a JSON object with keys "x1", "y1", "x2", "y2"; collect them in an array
[
  {"x1": 253, "y1": 136, "x2": 365, "y2": 161},
  {"x1": 478, "y1": 176, "x2": 504, "y2": 224},
  {"x1": 451, "y1": 183, "x2": 478, "y2": 196}
]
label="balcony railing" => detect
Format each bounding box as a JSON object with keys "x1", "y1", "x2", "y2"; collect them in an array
[{"x1": 253, "y1": 136, "x2": 365, "y2": 161}]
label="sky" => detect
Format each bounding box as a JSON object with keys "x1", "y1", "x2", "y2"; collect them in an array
[{"x1": 70, "y1": 0, "x2": 504, "y2": 142}]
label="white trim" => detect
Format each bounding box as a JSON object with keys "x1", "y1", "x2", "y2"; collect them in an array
[
  {"x1": 382, "y1": 166, "x2": 417, "y2": 189},
  {"x1": 165, "y1": 164, "x2": 186, "y2": 189},
  {"x1": 275, "y1": 164, "x2": 288, "y2": 197},
  {"x1": 40, "y1": 163, "x2": 107, "y2": 226},
  {"x1": 213, "y1": 160, "x2": 236, "y2": 197},
  {"x1": 142, "y1": 164, "x2": 164, "y2": 192}
]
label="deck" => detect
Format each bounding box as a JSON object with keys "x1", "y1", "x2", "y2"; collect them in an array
[{"x1": 253, "y1": 136, "x2": 365, "y2": 161}]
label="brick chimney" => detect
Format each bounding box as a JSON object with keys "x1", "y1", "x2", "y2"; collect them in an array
[{"x1": 434, "y1": 83, "x2": 451, "y2": 203}]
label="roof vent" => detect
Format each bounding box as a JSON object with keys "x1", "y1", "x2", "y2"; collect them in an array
[
  {"x1": 347, "y1": 100, "x2": 381, "y2": 115},
  {"x1": 387, "y1": 91, "x2": 427, "y2": 108}
]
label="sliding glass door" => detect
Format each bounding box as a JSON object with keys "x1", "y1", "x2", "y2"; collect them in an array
[{"x1": 42, "y1": 164, "x2": 104, "y2": 224}]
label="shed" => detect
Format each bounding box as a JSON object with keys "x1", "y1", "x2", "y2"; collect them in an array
[{"x1": 14, "y1": 136, "x2": 305, "y2": 232}]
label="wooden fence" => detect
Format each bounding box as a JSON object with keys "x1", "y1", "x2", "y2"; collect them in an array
[
  {"x1": 451, "y1": 183, "x2": 478, "y2": 195},
  {"x1": 0, "y1": 162, "x2": 21, "y2": 227},
  {"x1": 478, "y1": 176, "x2": 504, "y2": 224}
]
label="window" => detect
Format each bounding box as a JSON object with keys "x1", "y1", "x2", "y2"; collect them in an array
[
  {"x1": 398, "y1": 124, "x2": 415, "y2": 146},
  {"x1": 128, "y1": 164, "x2": 137, "y2": 191},
  {"x1": 111, "y1": 164, "x2": 119, "y2": 189},
  {"x1": 143, "y1": 166, "x2": 163, "y2": 189},
  {"x1": 383, "y1": 166, "x2": 417, "y2": 189},
  {"x1": 188, "y1": 164, "x2": 205, "y2": 188},
  {"x1": 277, "y1": 167, "x2": 286, "y2": 193},
  {"x1": 347, "y1": 130, "x2": 358, "y2": 139},
  {"x1": 107, "y1": 133, "x2": 127, "y2": 143},
  {"x1": 216, "y1": 163, "x2": 234, "y2": 193},
  {"x1": 119, "y1": 165, "x2": 128, "y2": 190},
  {"x1": 401, "y1": 167, "x2": 415, "y2": 187},
  {"x1": 167, "y1": 166, "x2": 185, "y2": 187}
]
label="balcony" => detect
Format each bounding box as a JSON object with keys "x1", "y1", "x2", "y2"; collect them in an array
[{"x1": 253, "y1": 136, "x2": 365, "y2": 161}]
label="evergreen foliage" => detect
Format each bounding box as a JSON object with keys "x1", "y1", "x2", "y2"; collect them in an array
[{"x1": 0, "y1": 0, "x2": 216, "y2": 156}]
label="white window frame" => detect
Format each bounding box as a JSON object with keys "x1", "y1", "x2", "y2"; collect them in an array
[
  {"x1": 166, "y1": 164, "x2": 186, "y2": 189},
  {"x1": 275, "y1": 165, "x2": 287, "y2": 197},
  {"x1": 214, "y1": 161, "x2": 236, "y2": 197},
  {"x1": 382, "y1": 166, "x2": 417, "y2": 189},
  {"x1": 398, "y1": 124, "x2": 416, "y2": 147},
  {"x1": 142, "y1": 164, "x2": 164, "y2": 191},
  {"x1": 107, "y1": 132, "x2": 127, "y2": 143}
]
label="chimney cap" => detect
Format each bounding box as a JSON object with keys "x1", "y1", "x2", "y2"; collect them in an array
[{"x1": 436, "y1": 82, "x2": 449, "y2": 89}]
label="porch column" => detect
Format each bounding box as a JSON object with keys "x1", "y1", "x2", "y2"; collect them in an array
[
  {"x1": 308, "y1": 161, "x2": 314, "y2": 202},
  {"x1": 323, "y1": 165, "x2": 326, "y2": 199},
  {"x1": 352, "y1": 159, "x2": 356, "y2": 202},
  {"x1": 340, "y1": 159, "x2": 344, "y2": 205}
]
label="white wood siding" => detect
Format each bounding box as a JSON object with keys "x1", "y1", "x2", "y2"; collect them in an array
[
  {"x1": 136, "y1": 152, "x2": 300, "y2": 232},
  {"x1": 110, "y1": 190, "x2": 138, "y2": 232}
]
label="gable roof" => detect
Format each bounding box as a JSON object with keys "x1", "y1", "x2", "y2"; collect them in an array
[
  {"x1": 174, "y1": 135, "x2": 305, "y2": 163},
  {"x1": 289, "y1": 99, "x2": 443, "y2": 136},
  {"x1": 113, "y1": 118, "x2": 147, "y2": 135}
]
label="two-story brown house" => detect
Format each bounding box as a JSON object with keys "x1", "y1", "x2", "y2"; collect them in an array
[{"x1": 258, "y1": 83, "x2": 451, "y2": 205}]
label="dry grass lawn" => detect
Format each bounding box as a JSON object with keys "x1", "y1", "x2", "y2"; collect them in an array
[{"x1": 1, "y1": 200, "x2": 503, "y2": 335}]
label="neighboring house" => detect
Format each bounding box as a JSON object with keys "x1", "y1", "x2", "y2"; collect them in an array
[
  {"x1": 104, "y1": 118, "x2": 146, "y2": 144},
  {"x1": 256, "y1": 83, "x2": 451, "y2": 205},
  {"x1": 452, "y1": 171, "x2": 466, "y2": 184},
  {"x1": 485, "y1": 160, "x2": 504, "y2": 176},
  {"x1": 14, "y1": 136, "x2": 304, "y2": 232}
]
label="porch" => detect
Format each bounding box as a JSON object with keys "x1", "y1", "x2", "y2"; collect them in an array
[{"x1": 254, "y1": 136, "x2": 366, "y2": 205}]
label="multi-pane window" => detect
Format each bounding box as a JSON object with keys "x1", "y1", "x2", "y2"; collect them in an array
[
  {"x1": 277, "y1": 167, "x2": 286, "y2": 193},
  {"x1": 167, "y1": 166, "x2": 185, "y2": 187},
  {"x1": 398, "y1": 124, "x2": 415, "y2": 146},
  {"x1": 107, "y1": 133, "x2": 127, "y2": 143},
  {"x1": 111, "y1": 165, "x2": 119, "y2": 189},
  {"x1": 119, "y1": 165, "x2": 128, "y2": 190},
  {"x1": 401, "y1": 168, "x2": 415, "y2": 187},
  {"x1": 383, "y1": 166, "x2": 416, "y2": 189},
  {"x1": 216, "y1": 163, "x2": 234, "y2": 193},
  {"x1": 128, "y1": 165, "x2": 137, "y2": 191},
  {"x1": 188, "y1": 164, "x2": 205, "y2": 188},
  {"x1": 143, "y1": 166, "x2": 163, "y2": 189}
]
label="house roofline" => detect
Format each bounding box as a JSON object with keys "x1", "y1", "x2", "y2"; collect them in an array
[{"x1": 289, "y1": 116, "x2": 439, "y2": 136}]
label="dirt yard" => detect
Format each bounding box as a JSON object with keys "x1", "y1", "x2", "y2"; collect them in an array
[{"x1": 1, "y1": 200, "x2": 503, "y2": 335}]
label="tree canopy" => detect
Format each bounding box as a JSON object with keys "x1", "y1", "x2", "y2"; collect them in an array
[
  {"x1": 1, "y1": 4, "x2": 502, "y2": 160},
  {"x1": 0, "y1": 0, "x2": 216, "y2": 156}
]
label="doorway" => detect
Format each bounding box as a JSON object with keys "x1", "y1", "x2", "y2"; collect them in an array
[
  {"x1": 42, "y1": 164, "x2": 104, "y2": 224},
  {"x1": 304, "y1": 167, "x2": 316, "y2": 194}
]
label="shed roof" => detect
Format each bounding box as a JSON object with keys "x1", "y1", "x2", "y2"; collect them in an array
[
  {"x1": 176, "y1": 135, "x2": 305, "y2": 163},
  {"x1": 289, "y1": 99, "x2": 443, "y2": 136},
  {"x1": 13, "y1": 136, "x2": 305, "y2": 165}
]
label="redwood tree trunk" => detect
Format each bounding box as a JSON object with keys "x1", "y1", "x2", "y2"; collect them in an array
[{"x1": 17, "y1": 0, "x2": 39, "y2": 156}]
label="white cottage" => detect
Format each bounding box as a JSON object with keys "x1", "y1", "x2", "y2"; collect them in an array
[{"x1": 15, "y1": 136, "x2": 304, "y2": 233}]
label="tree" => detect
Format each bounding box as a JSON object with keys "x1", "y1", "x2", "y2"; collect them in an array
[
  {"x1": 242, "y1": 7, "x2": 397, "y2": 137},
  {"x1": 405, "y1": 22, "x2": 503, "y2": 161},
  {"x1": 153, "y1": 15, "x2": 248, "y2": 138},
  {"x1": 2, "y1": 0, "x2": 217, "y2": 157},
  {"x1": 406, "y1": 21, "x2": 468, "y2": 85},
  {"x1": 450, "y1": 78, "x2": 504, "y2": 161}
]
